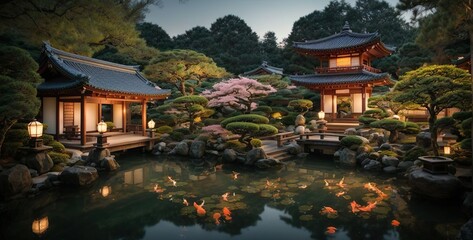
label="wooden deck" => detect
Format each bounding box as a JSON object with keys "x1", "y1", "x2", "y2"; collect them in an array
[{"x1": 60, "y1": 132, "x2": 157, "y2": 153}]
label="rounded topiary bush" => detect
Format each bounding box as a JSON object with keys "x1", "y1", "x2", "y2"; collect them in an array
[
  {"x1": 174, "y1": 128, "x2": 191, "y2": 135},
  {"x1": 48, "y1": 140, "x2": 66, "y2": 153},
  {"x1": 404, "y1": 146, "x2": 427, "y2": 161},
  {"x1": 203, "y1": 118, "x2": 221, "y2": 126},
  {"x1": 461, "y1": 118, "x2": 472, "y2": 136},
  {"x1": 288, "y1": 99, "x2": 313, "y2": 113},
  {"x1": 452, "y1": 111, "x2": 472, "y2": 121},
  {"x1": 156, "y1": 115, "x2": 178, "y2": 127},
  {"x1": 225, "y1": 140, "x2": 247, "y2": 152},
  {"x1": 42, "y1": 134, "x2": 54, "y2": 145},
  {"x1": 157, "y1": 125, "x2": 173, "y2": 134},
  {"x1": 402, "y1": 121, "x2": 420, "y2": 134},
  {"x1": 254, "y1": 106, "x2": 272, "y2": 115},
  {"x1": 461, "y1": 138, "x2": 472, "y2": 150},
  {"x1": 225, "y1": 122, "x2": 260, "y2": 134},
  {"x1": 170, "y1": 131, "x2": 184, "y2": 141},
  {"x1": 49, "y1": 151, "x2": 70, "y2": 164},
  {"x1": 281, "y1": 113, "x2": 298, "y2": 126},
  {"x1": 340, "y1": 136, "x2": 364, "y2": 150},
  {"x1": 220, "y1": 114, "x2": 269, "y2": 127},
  {"x1": 358, "y1": 116, "x2": 378, "y2": 125},
  {"x1": 250, "y1": 138, "x2": 262, "y2": 148},
  {"x1": 254, "y1": 124, "x2": 278, "y2": 137}
]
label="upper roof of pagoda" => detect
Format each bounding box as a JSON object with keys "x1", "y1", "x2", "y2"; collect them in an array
[
  {"x1": 37, "y1": 42, "x2": 170, "y2": 99},
  {"x1": 242, "y1": 61, "x2": 284, "y2": 76},
  {"x1": 293, "y1": 22, "x2": 393, "y2": 57}
]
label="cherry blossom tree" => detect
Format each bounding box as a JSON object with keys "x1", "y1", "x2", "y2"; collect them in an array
[{"x1": 201, "y1": 77, "x2": 277, "y2": 113}]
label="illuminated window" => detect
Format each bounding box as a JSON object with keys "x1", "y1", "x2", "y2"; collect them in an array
[{"x1": 336, "y1": 57, "x2": 351, "y2": 67}]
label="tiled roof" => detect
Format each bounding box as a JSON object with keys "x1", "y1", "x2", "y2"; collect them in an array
[
  {"x1": 290, "y1": 70, "x2": 391, "y2": 86},
  {"x1": 242, "y1": 61, "x2": 284, "y2": 76},
  {"x1": 38, "y1": 43, "x2": 170, "y2": 97},
  {"x1": 293, "y1": 22, "x2": 384, "y2": 52}
]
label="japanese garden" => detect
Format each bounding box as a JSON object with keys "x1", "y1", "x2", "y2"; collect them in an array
[{"x1": 0, "y1": 0, "x2": 472, "y2": 239}]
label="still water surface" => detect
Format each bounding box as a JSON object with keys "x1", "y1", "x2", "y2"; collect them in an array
[{"x1": 0, "y1": 151, "x2": 466, "y2": 240}]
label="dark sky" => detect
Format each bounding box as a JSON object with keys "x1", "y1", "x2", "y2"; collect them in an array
[{"x1": 145, "y1": 0, "x2": 404, "y2": 43}]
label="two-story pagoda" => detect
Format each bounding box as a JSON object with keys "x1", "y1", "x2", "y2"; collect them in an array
[{"x1": 290, "y1": 22, "x2": 393, "y2": 120}]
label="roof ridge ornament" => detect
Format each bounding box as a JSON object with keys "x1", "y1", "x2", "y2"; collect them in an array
[{"x1": 342, "y1": 21, "x2": 352, "y2": 32}]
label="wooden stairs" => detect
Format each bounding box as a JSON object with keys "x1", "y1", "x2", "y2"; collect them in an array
[{"x1": 261, "y1": 140, "x2": 294, "y2": 161}]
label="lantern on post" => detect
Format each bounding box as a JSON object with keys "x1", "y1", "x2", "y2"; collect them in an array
[
  {"x1": 28, "y1": 119, "x2": 44, "y2": 148},
  {"x1": 95, "y1": 120, "x2": 108, "y2": 148},
  {"x1": 97, "y1": 120, "x2": 107, "y2": 134},
  {"x1": 318, "y1": 111, "x2": 325, "y2": 120},
  {"x1": 32, "y1": 216, "x2": 49, "y2": 236},
  {"x1": 443, "y1": 143, "x2": 451, "y2": 155},
  {"x1": 147, "y1": 119, "x2": 155, "y2": 129},
  {"x1": 100, "y1": 185, "x2": 112, "y2": 198}
]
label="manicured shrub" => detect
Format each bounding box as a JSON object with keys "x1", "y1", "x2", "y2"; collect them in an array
[
  {"x1": 401, "y1": 121, "x2": 420, "y2": 134},
  {"x1": 340, "y1": 136, "x2": 363, "y2": 149},
  {"x1": 358, "y1": 116, "x2": 378, "y2": 125},
  {"x1": 250, "y1": 138, "x2": 262, "y2": 148},
  {"x1": 452, "y1": 111, "x2": 472, "y2": 121},
  {"x1": 48, "y1": 140, "x2": 66, "y2": 153},
  {"x1": 42, "y1": 134, "x2": 54, "y2": 145},
  {"x1": 203, "y1": 118, "x2": 221, "y2": 126},
  {"x1": 281, "y1": 113, "x2": 298, "y2": 126},
  {"x1": 220, "y1": 114, "x2": 269, "y2": 127},
  {"x1": 253, "y1": 124, "x2": 278, "y2": 137},
  {"x1": 1, "y1": 142, "x2": 22, "y2": 158},
  {"x1": 225, "y1": 140, "x2": 247, "y2": 152},
  {"x1": 174, "y1": 128, "x2": 191, "y2": 135},
  {"x1": 363, "y1": 108, "x2": 384, "y2": 116},
  {"x1": 461, "y1": 138, "x2": 472, "y2": 150},
  {"x1": 404, "y1": 146, "x2": 427, "y2": 161},
  {"x1": 370, "y1": 119, "x2": 406, "y2": 143},
  {"x1": 170, "y1": 131, "x2": 184, "y2": 141},
  {"x1": 288, "y1": 99, "x2": 313, "y2": 114},
  {"x1": 105, "y1": 121, "x2": 115, "y2": 130},
  {"x1": 225, "y1": 122, "x2": 260, "y2": 134},
  {"x1": 49, "y1": 151, "x2": 70, "y2": 164},
  {"x1": 5, "y1": 129, "x2": 29, "y2": 142},
  {"x1": 461, "y1": 118, "x2": 472, "y2": 136},
  {"x1": 254, "y1": 106, "x2": 272, "y2": 115},
  {"x1": 156, "y1": 114, "x2": 178, "y2": 127},
  {"x1": 157, "y1": 126, "x2": 173, "y2": 134}
]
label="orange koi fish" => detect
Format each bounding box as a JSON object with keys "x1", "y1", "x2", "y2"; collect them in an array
[
  {"x1": 222, "y1": 192, "x2": 230, "y2": 201},
  {"x1": 168, "y1": 176, "x2": 177, "y2": 187},
  {"x1": 358, "y1": 201, "x2": 377, "y2": 212},
  {"x1": 320, "y1": 206, "x2": 337, "y2": 215},
  {"x1": 350, "y1": 201, "x2": 361, "y2": 213},
  {"x1": 232, "y1": 171, "x2": 240, "y2": 180},
  {"x1": 336, "y1": 177, "x2": 346, "y2": 188},
  {"x1": 324, "y1": 179, "x2": 330, "y2": 187},
  {"x1": 364, "y1": 182, "x2": 387, "y2": 199},
  {"x1": 298, "y1": 184, "x2": 308, "y2": 189},
  {"x1": 182, "y1": 198, "x2": 189, "y2": 206},
  {"x1": 391, "y1": 220, "x2": 400, "y2": 227},
  {"x1": 193, "y1": 200, "x2": 206, "y2": 216},
  {"x1": 325, "y1": 226, "x2": 337, "y2": 234},
  {"x1": 215, "y1": 164, "x2": 223, "y2": 171},
  {"x1": 213, "y1": 213, "x2": 221, "y2": 225},
  {"x1": 153, "y1": 184, "x2": 164, "y2": 193},
  {"x1": 223, "y1": 207, "x2": 232, "y2": 220},
  {"x1": 335, "y1": 191, "x2": 345, "y2": 197}
]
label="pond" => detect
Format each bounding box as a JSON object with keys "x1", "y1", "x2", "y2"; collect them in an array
[{"x1": 0, "y1": 151, "x2": 466, "y2": 240}]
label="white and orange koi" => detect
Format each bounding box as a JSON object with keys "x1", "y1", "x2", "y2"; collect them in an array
[
  {"x1": 182, "y1": 198, "x2": 189, "y2": 206},
  {"x1": 222, "y1": 192, "x2": 230, "y2": 201},
  {"x1": 336, "y1": 177, "x2": 346, "y2": 188},
  {"x1": 168, "y1": 176, "x2": 177, "y2": 187},
  {"x1": 335, "y1": 191, "x2": 345, "y2": 197},
  {"x1": 193, "y1": 200, "x2": 206, "y2": 216},
  {"x1": 232, "y1": 171, "x2": 240, "y2": 180}
]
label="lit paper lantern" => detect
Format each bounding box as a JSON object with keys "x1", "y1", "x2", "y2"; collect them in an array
[
  {"x1": 97, "y1": 120, "x2": 107, "y2": 134},
  {"x1": 148, "y1": 119, "x2": 155, "y2": 129},
  {"x1": 28, "y1": 120, "x2": 43, "y2": 138},
  {"x1": 32, "y1": 217, "x2": 49, "y2": 235},
  {"x1": 318, "y1": 111, "x2": 325, "y2": 120}
]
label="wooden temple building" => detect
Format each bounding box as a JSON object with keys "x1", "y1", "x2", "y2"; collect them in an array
[
  {"x1": 290, "y1": 22, "x2": 393, "y2": 121},
  {"x1": 37, "y1": 43, "x2": 170, "y2": 147},
  {"x1": 242, "y1": 61, "x2": 284, "y2": 76}
]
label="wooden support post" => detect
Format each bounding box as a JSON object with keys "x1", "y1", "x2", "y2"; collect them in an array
[
  {"x1": 122, "y1": 102, "x2": 127, "y2": 133},
  {"x1": 332, "y1": 94, "x2": 336, "y2": 120},
  {"x1": 141, "y1": 99, "x2": 147, "y2": 136},
  {"x1": 320, "y1": 89, "x2": 324, "y2": 112},
  {"x1": 81, "y1": 95, "x2": 86, "y2": 146},
  {"x1": 362, "y1": 85, "x2": 366, "y2": 114},
  {"x1": 55, "y1": 96, "x2": 60, "y2": 140}
]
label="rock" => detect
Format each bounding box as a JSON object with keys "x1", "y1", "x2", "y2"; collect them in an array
[
  {"x1": 20, "y1": 151, "x2": 53, "y2": 174},
  {"x1": 215, "y1": 143, "x2": 226, "y2": 151},
  {"x1": 361, "y1": 158, "x2": 371, "y2": 166},
  {"x1": 0, "y1": 164, "x2": 32, "y2": 199},
  {"x1": 100, "y1": 157, "x2": 120, "y2": 171},
  {"x1": 295, "y1": 114, "x2": 306, "y2": 126},
  {"x1": 245, "y1": 148, "x2": 267, "y2": 165},
  {"x1": 189, "y1": 141, "x2": 206, "y2": 159},
  {"x1": 169, "y1": 141, "x2": 189, "y2": 156},
  {"x1": 463, "y1": 192, "x2": 473, "y2": 217},
  {"x1": 287, "y1": 142, "x2": 302, "y2": 155},
  {"x1": 60, "y1": 166, "x2": 98, "y2": 187},
  {"x1": 369, "y1": 152, "x2": 380, "y2": 160},
  {"x1": 294, "y1": 126, "x2": 305, "y2": 134},
  {"x1": 379, "y1": 143, "x2": 392, "y2": 151},
  {"x1": 344, "y1": 128, "x2": 357, "y2": 135},
  {"x1": 457, "y1": 217, "x2": 473, "y2": 240},
  {"x1": 255, "y1": 158, "x2": 284, "y2": 169},
  {"x1": 408, "y1": 169, "x2": 463, "y2": 199},
  {"x1": 398, "y1": 161, "x2": 414, "y2": 170},
  {"x1": 356, "y1": 128, "x2": 372, "y2": 138},
  {"x1": 383, "y1": 166, "x2": 397, "y2": 174},
  {"x1": 66, "y1": 149, "x2": 83, "y2": 165},
  {"x1": 29, "y1": 169, "x2": 38, "y2": 178},
  {"x1": 86, "y1": 148, "x2": 111, "y2": 163},
  {"x1": 356, "y1": 153, "x2": 369, "y2": 165},
  {"x1": 416, "y1": 132, "x2": 432, "y2": 149},
  {"x1": 222, "y1": 149, "x2": 237, "y2": 163},
  {"x1": 308, "y1": 120, "x2": 317, "y2": 128},
  {"x1": 364, "y1": 160, "x2": 382, "y2": 171},
  {"x1": 286, "y1": 125, "x2": 295, "y2": 132},
  {"x1": 205, "y1": 150, "x2": 219, "y2": 156},
  {"x1": 339, "y1": 148, "x2": 357, "y2": 167},
  {"x1": 368, "y1": 132, "x2": 381, "y2": 143},
  {"x1": 382, "y1": 156, "x2": 399, "y2": 167},
  {"x1": 297, "y1": 153, "x2": 309, "y2": 158}
]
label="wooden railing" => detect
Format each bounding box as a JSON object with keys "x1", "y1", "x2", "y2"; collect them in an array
[{"x1": 315, "y1": 64, "x2": 381, "y2": 74}]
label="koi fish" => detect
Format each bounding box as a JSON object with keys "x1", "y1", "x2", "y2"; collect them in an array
[
  {"x1": 320, "y1": 206, "x2": 337, "y2": 215},
  {"x1": 324, "y1": 179, "x2": 330, "y2": 187},
  {"x1": 350, "y1": 201, "x2": 361, "y2": 213},
  {"x1": 182, "y1": 198, "x2": 189, "y2": 206},
  {"x1": 223, "y1": 207, "x2": 232, "y2": 220},
  {"x1": 325, "y1": 226, "x2": 337, "y2": 234},
  {"x1": 222, "y1": 192, "x2": 230, "y2": 201},
  {"x1": 298, "y1": 184, "x2": 308, "y2": 189},
  {"x1": 168, "y1": 176, "x2": 177, "y2": 187},
  {"x1": 193, "y1": 200, "x2": 206, "y2": 216},
  {"x1": 364, "y1": 182, "x2": 388, "y2": 199},
  {"x1": 336, "y1": 177, "x2": 346, "y2": 188},
  {"x1": 358, "y1": 201, "x2": 377, "y2": 212},
  {"x1": 232, "y1": 171, "x2": 240, "y2": 180},
  {"x1": 391, "y1": 219, "x2": 400, "y2": 227},
  {"x1": 213, "y1": 213, "x2": 221, "y2": 225},
  {"x1": 153, "y1": 184, "x2": 164, "y2": 193},
  {"x1": 215, "y1": 164, "x2": 223, "y2": 171},
  {"x1": 266, "y1": 179, "x2": 273, "y2": 189},
  {"x1": 335, "y1": 191, "x2": 345, "y2": 197}
]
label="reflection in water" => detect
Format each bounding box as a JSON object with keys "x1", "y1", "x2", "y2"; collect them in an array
[
  {"x1": 32, "y1": 216, "x2": 49, "y2": 236},
  {"x1": 0, "y1": 152, "x2": 467, "y2": 240}
]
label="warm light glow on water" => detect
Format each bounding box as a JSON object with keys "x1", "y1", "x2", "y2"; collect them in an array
[{"x1": 0, "y1": 152, "x2": 466, "y2": 240}]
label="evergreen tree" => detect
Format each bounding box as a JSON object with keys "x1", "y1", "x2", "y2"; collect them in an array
[{"x1": 136, "y1": 22, "x2": 174, "y2": 50}]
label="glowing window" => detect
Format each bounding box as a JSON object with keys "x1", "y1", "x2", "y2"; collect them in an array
[{"x1": 336, "y1": 57, "x2": 351, "y2": 67}]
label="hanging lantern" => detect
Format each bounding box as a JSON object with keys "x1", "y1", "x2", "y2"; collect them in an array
[
  {"x1": 28, "y1": 119, "x2": 43, "y2": 138},
  {"x1": 32, "y1": 217, "x2": 49, "y2": 235},
  {"x1": 97, "y1": 120, "x2": 107, "y2": 134},
  {"x1": 148, "y1": 119, "x2": 155, "y2": 129},
  {"x1": 444, "y1": 145, "x2": 451, "y2": 155},
  {"x1": 318, "y1": 111, "x2": 325, "y2": 120},
  {"x1": 100, "y1": 186, "x2": 112, "y2": 197}
]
